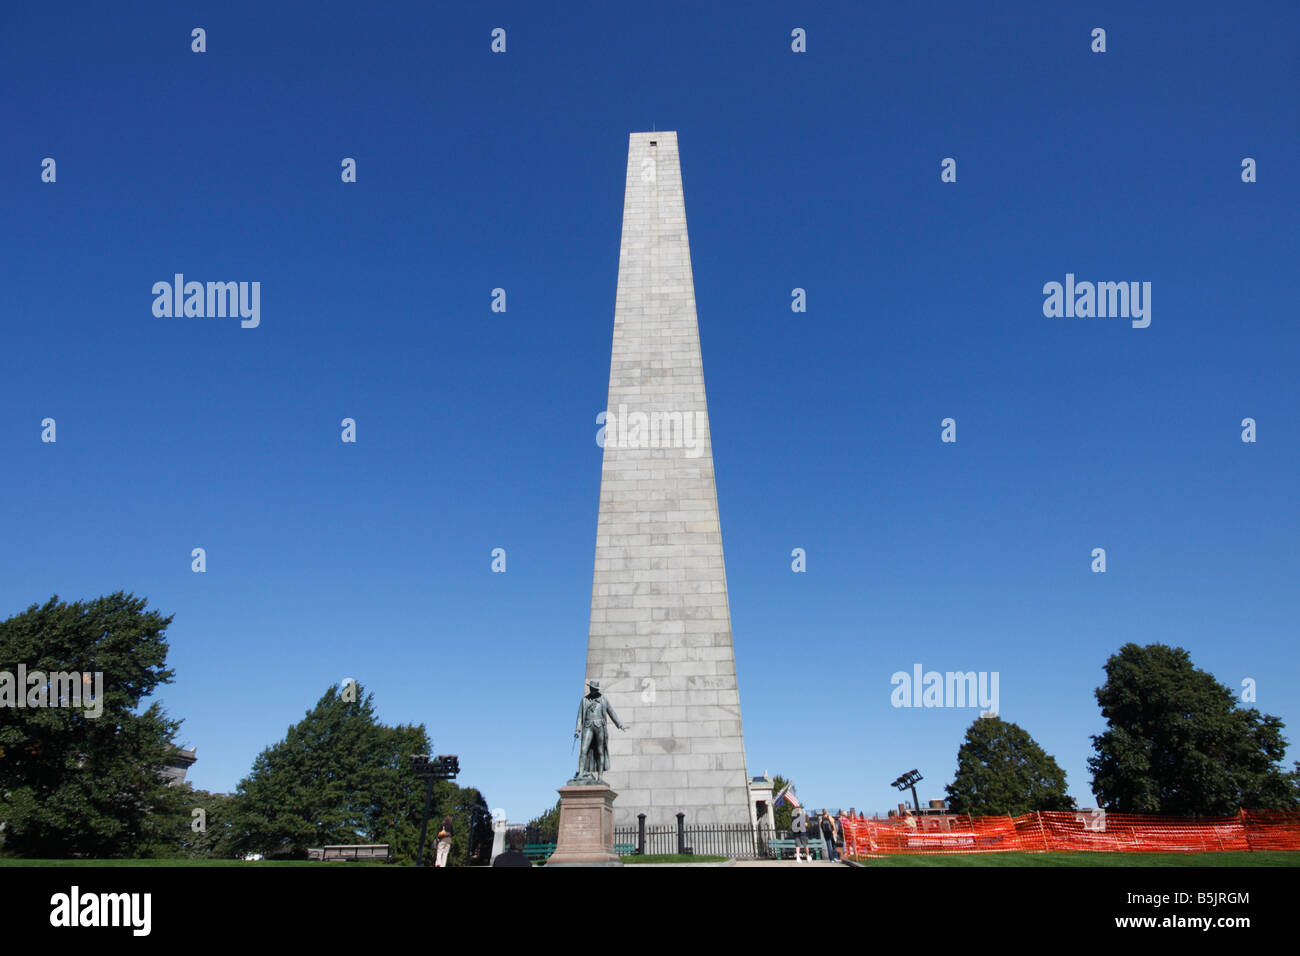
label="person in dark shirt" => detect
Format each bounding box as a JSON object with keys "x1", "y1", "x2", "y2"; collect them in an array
[
  {"x1": 820, "y1": 811, "x2": 839, "y2": 862},
  {"x1": 492, "y1": 828, "x2": 532, "y2": 867}
]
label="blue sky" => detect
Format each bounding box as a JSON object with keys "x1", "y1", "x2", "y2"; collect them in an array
[{"x1": 2, "y1": 1, "x2": 1297, "y2": 822}]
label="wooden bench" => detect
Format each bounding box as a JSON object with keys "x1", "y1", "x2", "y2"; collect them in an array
[
  {"x1": 307, "y1": 844, "x2": 392, "y2": 862},
  {"x1": 524, "y1": 842, "x2": 555, "y2": 863},
  {"x1": 524, "y1": 842, "x2": 636, "y2": 861},
  {"x1": 765, "y1": 838, "x2": 825, "y2": 860}
]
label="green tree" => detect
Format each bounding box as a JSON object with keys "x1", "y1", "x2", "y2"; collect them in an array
[
  {"x1": 229, "y1": 683, "x2": 490, "y2": 864},
  {"x1": 169, "y1": 789, "x2": 239, "y2": 859},
  {"x1": 945, "y1": 715, "x2": 1075, "y2": 816},
  {"x1": 526, "y1": 799, "x2": 560, "y2": 836},
  {"x1": 0, "y1": 593, "x2": 183, "y2": 857},
  {"x1": 230, "y1": 683, "x2": 424, "y2": 859},
  {"x1": 1088, "y1": 643, "x2": 1300, "y2": 815},
  {"x1": 402, "y1": 779, "x2": 491, "y2": 867},
  {"x1": 444, "y1": 785, "x2": 492, "y2": 866},
  {"x1": 770, "y1": 774, "x2": 795, "y2": 830},
  {"x1": 368, "y1": 723, "x2": 437, "y2": 863}
]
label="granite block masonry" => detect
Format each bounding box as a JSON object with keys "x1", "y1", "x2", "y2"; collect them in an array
[{"x1": 584, "y1": 131, "x2": 752, "y2": 829}]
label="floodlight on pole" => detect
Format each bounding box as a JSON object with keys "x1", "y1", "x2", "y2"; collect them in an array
[
  {"x1": 413, "y1": 754, "x2": 460, "y2": 867},
  {"x1": 890, "y1": 769, "x2": 924, "y2": 813}
]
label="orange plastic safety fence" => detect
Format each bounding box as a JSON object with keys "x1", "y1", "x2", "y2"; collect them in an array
[
  {"x1": 1243, "y1": 810, "x2": 1300, "y2": 851},
  {"x1": 837, "y1": 809, "x2": 1300, "y2": 856}
]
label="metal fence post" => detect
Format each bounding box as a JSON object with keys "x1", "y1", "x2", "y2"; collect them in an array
[
  {"x1": 637, "y1": 813, "x2": 646, "y2": 856},
  {"x1": 676, "y1": 812, "x2": 686, "y2": 855}
]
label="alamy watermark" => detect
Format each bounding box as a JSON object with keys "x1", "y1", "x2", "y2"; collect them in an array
[
  {"x1": 50, "y1": 886, "x2": 150, "y2": 936},
  {"x1": 0, "y1": 666, "x2": 104, "y2": 718},
  {"x1": 1042, "y1": 273, "x2": 1150, "y2": 328},
  {"x1": 152, "y1": 274, "x2": 260, "y2": 328},
  {"x1": 891, "y1": 664, "x2": 999, "y2": 715},
  {"x1": 596, "y1": 405, "x2": 708, "y2": 458}
]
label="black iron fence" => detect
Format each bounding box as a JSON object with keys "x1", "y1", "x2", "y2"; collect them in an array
[
  {"x1": 616, "y1": 813, "x2": 781, "y2": 859},
  {"x1": 528, "y1": 814, "x2": 799, "y2": 860},
  {"x1": 523, "y1": 824, "x2": 556, "y2": 848}
]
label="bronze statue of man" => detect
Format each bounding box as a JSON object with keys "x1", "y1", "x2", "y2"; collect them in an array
[{"x1": 573, "y1": 680, "x2": 627, "y2": 782}]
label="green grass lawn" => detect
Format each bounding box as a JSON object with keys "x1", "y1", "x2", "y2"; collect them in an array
[{"x1": 850, "y1": 851, "x2": 1299, "y2": 867}]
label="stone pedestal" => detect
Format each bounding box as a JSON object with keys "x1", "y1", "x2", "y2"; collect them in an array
[{"x1": 546, "y1": 783, "x2": 622, "y2": 867}]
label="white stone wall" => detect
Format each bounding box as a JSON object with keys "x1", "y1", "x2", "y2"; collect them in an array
[{"x1": 584, "y1": 131, "x2": 752, "y2": 829}]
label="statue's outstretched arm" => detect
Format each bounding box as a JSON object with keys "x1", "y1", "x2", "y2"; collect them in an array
[{"x1": 606, "y1": 700, "x2": 625, "y2": 730}]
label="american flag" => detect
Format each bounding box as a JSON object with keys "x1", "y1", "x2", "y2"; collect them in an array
[{"x1": 774, "y1": 781, "x2": 801, "y2": 809}]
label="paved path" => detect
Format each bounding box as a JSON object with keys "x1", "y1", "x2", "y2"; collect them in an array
[{"x1": 728, "y1": 860, "x2": 847, "y2": 867}]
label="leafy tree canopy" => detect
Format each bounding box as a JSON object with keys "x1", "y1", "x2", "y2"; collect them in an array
[
  {"x1": 527, "y1": 799, "x2": 560, "y2": 835},
  {"x1": 229, "y1": 683, "x2": 490, "y2": 864},
  {"x1": 770, "y1": 774, "x2": 795, "y2": 830},
  {"x1": 1088, "y1": 643, "x2": 1300, "y2": 815},
  {"x1": 945, "y1": 715, "x2": 1075, "y2": 817},
  {"x1": 168, "y1": 788, "x2": 239, "y2": 859},
  {"x1": 0, "y1": 593, "x2": 182, "y2": 857}
]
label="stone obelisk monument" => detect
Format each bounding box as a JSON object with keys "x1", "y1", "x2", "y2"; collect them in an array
[{"x1": 583, "y1": 131, "x2": 751, "y2": 829}]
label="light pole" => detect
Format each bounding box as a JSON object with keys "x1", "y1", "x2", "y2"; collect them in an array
[
  {"x1": 412, "y1": 754, "x2": 460, "y2": 867},
  {"x1": 890, "y1": 769, "x2": 924, "y2": 813}
]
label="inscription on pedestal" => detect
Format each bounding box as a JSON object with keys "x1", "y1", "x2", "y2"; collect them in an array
[{"x1": 546, "y1": 783, "x2": 622, "y2": 867}]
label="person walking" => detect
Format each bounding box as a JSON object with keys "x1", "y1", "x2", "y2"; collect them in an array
[
  {"x1": 434, "y1": 816, "x2": 453, "y2": 868},
  {"x1": 820, "y1": 810, "x2": 839, "y2": 862},
  {"x1": 791, "y1": 806, "x2": 809, "y2": 863}
]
